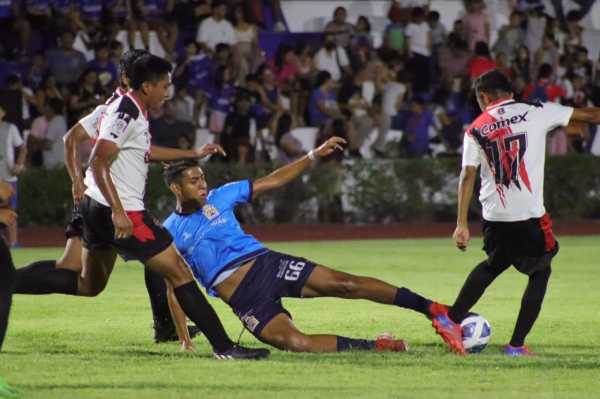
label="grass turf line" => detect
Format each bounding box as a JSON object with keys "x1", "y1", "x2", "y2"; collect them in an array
[{"x1": 1, "y1": 237, "x2": 599, "y2": 398}]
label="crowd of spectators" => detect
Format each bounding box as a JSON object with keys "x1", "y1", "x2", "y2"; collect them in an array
[{"x1": 0, "y1": 0, "x2": 599, "y2": 180}]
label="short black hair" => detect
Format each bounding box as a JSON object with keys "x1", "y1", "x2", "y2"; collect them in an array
[
  {"x1": 129, "y1": 54, "x2": 172, "y2": 90},
  {"x1": 163, "y1": 159, "x2": 201, "y2": 186},
  {"x1": 119, "y1": 49, "x2": 150, "y2": 79},
  {"x1": 538, "y1": 63, "x2": 553, "y2": 79},
  {"x1": 473, "y1": 69, "x2": 512, "y2": 97},
  {"x1": 428, "y1": 10, "x2": 440, "y2": 21},
  {"x1": 47, "y1": 98, "x2": 64, "y2": 115}
]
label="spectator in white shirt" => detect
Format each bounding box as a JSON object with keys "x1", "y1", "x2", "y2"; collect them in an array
[
  {"x1": 196, "y1": 0, "x2": 236, "y2": 51},
  {"x1": 314, "y1": 35, "x2": 351, "y2": 82},
  {"x1": 405, "y1": 7, "x2": 432, "y2": 93}
]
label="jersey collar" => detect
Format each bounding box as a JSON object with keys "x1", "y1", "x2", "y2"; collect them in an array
[
  {"x1": 116, "y1": 86, "x2": 126, "y2": 96},
  {"x1": 126, "y1": 90, "x2": 149, "y2": 119},
  {"x1": 485, "y1": 97, "x2": 514, "y2": 111}
]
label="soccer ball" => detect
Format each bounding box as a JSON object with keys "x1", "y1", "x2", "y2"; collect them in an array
[{"x1": 461, "y1": 313, "x2": 491, "y2": 354}]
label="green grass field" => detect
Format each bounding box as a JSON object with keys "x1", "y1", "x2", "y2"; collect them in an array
[{"x1": 2, "y1": 237, "x2": 599, "y2": 399}]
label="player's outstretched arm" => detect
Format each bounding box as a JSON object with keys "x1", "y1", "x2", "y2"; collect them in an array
[
  {"x1": 252, "y1": 136, "x2": 346, "y2": 198},
  {"x1": 149, "y1": 143, "x2": 226, "y2": 162},
  {"x1": 64, "y1": 123, "x2": 91, "y2": 206},
  {"x1": 166, "y1": 280, "x2": 195, "y2": 352},
  {"x1": 570, "y1": 107, "x2": 600, "y2": 124},
  {"x1": 90, "y1": 139, "x2": 133, "y2": 239},
  {"x1": 453, "y1": 165, "x2": 477, "y2": 252}
]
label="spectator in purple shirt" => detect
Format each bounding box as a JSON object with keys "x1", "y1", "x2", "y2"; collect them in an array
[
  {"x1": 402, "y1": 96, "x2": 433, "y2": 157},
  {"x1": 208, "y1": 65, "x2": 236, "y2": 141},
  {"x1": 308, "y1": 70, "x2": 342, "y2": 127},
  {"x1": 46, "y1": 30, "x2": 87, "y2": 86}
]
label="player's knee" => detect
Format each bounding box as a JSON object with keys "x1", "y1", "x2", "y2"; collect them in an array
[
  {"x1": 283, "y1": 334, "x2": 312, "y2": 352},
  {"x1": 332, "y1": 276, "x2": 360, "y2": 298},
  {"x1": 78, "y1": 279, "x2": 107, "y2": 297}
]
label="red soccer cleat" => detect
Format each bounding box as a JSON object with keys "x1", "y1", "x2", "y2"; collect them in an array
[
  {"x1": 375, "y1": 333, "x2": 408, "y2": 352},
  {"x1": 428, "y1": 303, "x2": 467, "y2": 355}
]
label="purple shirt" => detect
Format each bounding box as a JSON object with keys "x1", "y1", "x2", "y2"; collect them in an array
[{"x1": 308, "y1": 87, "x2": 336, "y2": 127}]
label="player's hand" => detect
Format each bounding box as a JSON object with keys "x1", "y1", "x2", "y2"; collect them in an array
[
  {"x1": 313, "y1": 136, "x2": 347, "y2": 157},
  {"x1": 112, "y1": 209, "x2": 133, "y2": 240},
  {"x1": 10, "y1": 164, "x2": 25, "y2": 176},
  {"x1": 195, "y1": 144, "x2": 226, "y2": 158},
  {"x1": 453, "y1": 224, "x2": 470, "y2": 252},
  {"x1": 72, "y1": 179, "x2": 87, "y2": 207},
  {"x1": 181, "y1": 340, "x2": 196, "y2": 353},
  {"x1": 0, "y1": 209, "x2": 17, "y2": 226}
]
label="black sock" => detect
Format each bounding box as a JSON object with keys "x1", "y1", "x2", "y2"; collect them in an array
[
  {"x1": 510, "y1": 267, "x2": 551, "y2": 347},
  {"x1": 448, "y1": 260, "x2": 508, "y2": 323},
  {"x1": 0, "y1": 240, "x2": 16, "y2": 351},
  {"x1": 393, "y1": 287, "x2": 432, "y2": 316},
  {"x1": 14, "y1": 260, "x2": 78, "y2": 295},
  {"x1": 336, "y1": 336, "x2": 376, "y2": 352},
  {"x1": 173, "y1": 281, "x2": 234, "y2": 353},
  {"x1": 144, "y1": 266, "x2": 175, "y2": 331}
]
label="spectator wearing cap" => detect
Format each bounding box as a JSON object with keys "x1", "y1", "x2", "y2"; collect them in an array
[{"x1": 196, "y1": 0, "x2": 236, "y2": 51}]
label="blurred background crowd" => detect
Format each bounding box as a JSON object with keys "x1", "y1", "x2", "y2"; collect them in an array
[{"x1": 0, "y1": 0, "x2": 599, "y2": 177}]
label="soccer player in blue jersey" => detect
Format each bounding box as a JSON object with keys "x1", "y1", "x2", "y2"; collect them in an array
[{"x1": 163, "y1": 137, "x2": 465, "y2": 354}]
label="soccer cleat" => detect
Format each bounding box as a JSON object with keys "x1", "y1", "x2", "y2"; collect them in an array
[
  {"x1": 503, "y1": 344, "x2": 535, "y2": 357},
  {"x1": 428, "y1": 303, "x2": 467, "y2": 355},
  {"x1": 154, "y1": 325, "x2": 202, "y2": 343},
  {"x1": 375, "y1": 333, "x2": 408, "y2": 352},
  {"x1": 213, "y1": 344, "x2": 271, "y2": 360}
]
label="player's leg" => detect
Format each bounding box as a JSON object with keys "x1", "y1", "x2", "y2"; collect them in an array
[
  {"x1": 447, "y1": 259, "x2": 510, "y2": 323},
  {"x1": 301, "y1": 265, "x2": 433, "y2": 317},
  {"x1": 509, "y1": 266, "x2": 551, "y2": 348},
  {"x1": 448, "y1": 222, "x2": 512, "y2": 323},
  {"x1": 144, "y1": 244, "x2": 235, "y2": 353},
  {"x1": 0, "y1": 238, "x2": 16, "y2": 351}
]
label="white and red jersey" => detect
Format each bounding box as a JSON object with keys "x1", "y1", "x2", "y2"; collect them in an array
[
  {"x1": 84, "y1": 92, "x2": 151, "y2": 211},
  {"x1": 77, "y1": 87, "x2": 127, "y2": 139},
  {"x1": 462, "y1": 98, "x2": 574, "y2": 222}
]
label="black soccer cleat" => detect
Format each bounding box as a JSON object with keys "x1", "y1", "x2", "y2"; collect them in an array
[
  {"x1": 213, "y1": 345, "x2": 271, "y2": 360},
  {"x1": 154, "y1": 325, "x2": 202, "y2": 344}
]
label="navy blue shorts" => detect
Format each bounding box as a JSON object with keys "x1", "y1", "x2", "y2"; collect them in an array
[{"x1": 228, "y1": 250, "x2": 316, "y2": 337}]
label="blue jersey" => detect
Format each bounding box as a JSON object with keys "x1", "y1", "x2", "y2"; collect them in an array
[
  {"x1": 0, "y1": 0, "x2": 14, "y2": 18},
  {"x1": 187, "y1": 54, "x2": 214, "y2": 93},
  {"x1": 163, "y1": 180, "x2": 267, "y2": 296}
]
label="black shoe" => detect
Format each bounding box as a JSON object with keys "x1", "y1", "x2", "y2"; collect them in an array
[
  {"x1": 154, "y1": 325, "x2": 203, "y2": 343},
  {"x1": 213, "y1": 344, "x2": 271, "y2": 360}
]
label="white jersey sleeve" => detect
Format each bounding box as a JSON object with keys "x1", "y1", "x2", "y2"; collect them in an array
[
  {"x1": 462, "y1": 132, "x2": 481, "y2": 167},
  {"x1": 539, "y1": 102, "x2": 574, "y2": 131},
  {"x1": 78, "y1": 104, "x2": 107, "y2": 139},
  {"x1": 97, "y1": 107, "x2": 136, "y2": 148}
]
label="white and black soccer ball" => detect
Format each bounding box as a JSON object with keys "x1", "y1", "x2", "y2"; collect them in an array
[{"x1": 461, "y1": 313, "x2": 491, "y2": 354}]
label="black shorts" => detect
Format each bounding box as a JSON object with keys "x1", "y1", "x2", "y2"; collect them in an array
[
  {"x1": 483, "y1": 213, "x2": 559, "y2": 276},
  {"x1": 65, "y1": 207, "x2": 84, "y2": 240},
  {"x1": 228, "y1": 250, "x2": 316, "y2": 337},
  {"x1": 80, "y1": 196, "x2": 172, "y2": 262}
]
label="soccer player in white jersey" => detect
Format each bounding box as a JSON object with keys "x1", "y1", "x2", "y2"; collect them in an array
[
  {"x1": 78, "y1": 53, "x2": 268, "y2": 359},
  {"x1": 448, "y1": 69, "x2": 600, "y2": 356},
  {"x1": 13, "y1": 50, "x2": 201, "y2": 344}
]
